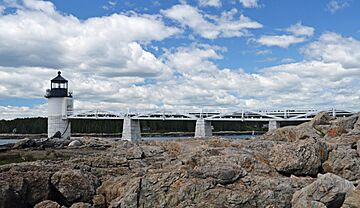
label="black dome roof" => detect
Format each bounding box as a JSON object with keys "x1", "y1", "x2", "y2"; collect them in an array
[{"x1": 51, "y1": 71, "x2": 68, "y2": 83}]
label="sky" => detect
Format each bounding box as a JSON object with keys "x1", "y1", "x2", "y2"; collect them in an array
[{"x1": 0, "y1": 0, "x2": 360, "y2": 119}]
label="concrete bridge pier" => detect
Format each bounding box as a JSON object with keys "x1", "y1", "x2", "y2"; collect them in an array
[
  {"x1": 268, "y1": 120, "x2": 280, "y2": 131},
  {"x1": 122, "y1": 117, "x2": 141, "y2": 141},
  {"x1": 195, "y1": 118, "x2": 212, "y2": 138}
]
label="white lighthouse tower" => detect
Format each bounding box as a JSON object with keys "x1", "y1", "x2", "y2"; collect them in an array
[{"x1": 45, "y1": 71, "x2": 73, "y2": 139}]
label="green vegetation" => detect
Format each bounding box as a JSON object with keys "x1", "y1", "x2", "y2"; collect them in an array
[
  {"x1": 0, "y1": 117, "x2": 268, "y2": 134},
  {"x1": 0, "y1": 117, "x2": 46, "y2": 134}
]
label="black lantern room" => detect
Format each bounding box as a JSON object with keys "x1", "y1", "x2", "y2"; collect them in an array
[{"x1": 45, "y1": 71, "x2": 72, "y2": 98}]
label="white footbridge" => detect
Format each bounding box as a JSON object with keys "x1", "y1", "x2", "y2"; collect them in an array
[{"x1": 67, "y1": 109, "x2": 354, "y2": 141}]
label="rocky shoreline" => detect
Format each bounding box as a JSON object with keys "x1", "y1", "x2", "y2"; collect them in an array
[
  {"x1": 0, "y1": 112, "x2": 359, "y2": 208},
  {"x1": 0, "y1": 131, "x2": 265, "y2": 140}
]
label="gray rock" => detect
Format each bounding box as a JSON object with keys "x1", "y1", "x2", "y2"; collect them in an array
[
  {"x1": 292, "y1": 200, "x2": 327, "y2": 208},
  {"x1": 68, "y1": 140, "x2": 82, "y2": 147},
  {"x1": 322, "y1": 147, "x2": 360, "y2": 181},
  {"x1": 125, "y1": 145, "x2": 144, "y2": 159},
  {"x1": 41, "y1": 138, "x2": 70, "y2": 148},
  {"x1": 262, "y1": 112, "x2": 339, "y2": 142},
  {"x1": 92, "y1": 194, "x2": 106, "y2": 208},
  {"x1": 269, "y1": 139, "x2": 322, "y2": 176},
  {"x1": 0, "y1": 180, "x2": 26, "y2": 208},
  {"x1": 352, "y1": 113, "x2": 360, "y2": 132},
  {"x1": 309, "y1": 112, "x2": 333, "y2": 127},
  {"x1": 261, "y1": 124, "x2": 321, "y2": 142},
  {"x1": 189, "y1": 163, "x2": 247, "y2": 185},
  {"x1": 51, "y1": 169, "x2": 99, "y2": 205},
  {"x1": 0, "y1": 164, "x2": 53, "y2": 207},
  {"x1": 34, "y1": 200, "x2": 61, "y2": 208},
  {"x1": 292, "y1": 173, "x2": 355, "y2": 207},
  {"x1": 12, "y1": 138, "x2": 36, "y2": 149},
  {"x1": 331, "y1": 115, "x2": 358, "y2": 132},
  {"x1": 70, "y1": 202, "x2": 93, "y2": 208},
  {"x1": 341, "y1": 189, "x2": 360, "y2": 208}
]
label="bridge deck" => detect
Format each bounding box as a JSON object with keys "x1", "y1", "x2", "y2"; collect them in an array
[{"x1": 68, "y1": 109, "x2": 354, "y2": 121}]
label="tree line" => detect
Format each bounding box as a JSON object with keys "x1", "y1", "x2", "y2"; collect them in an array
[{"x1": 0, "y1": 117, "x2": 268, "y2": 134}]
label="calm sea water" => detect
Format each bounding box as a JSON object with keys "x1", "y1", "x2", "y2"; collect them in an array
[
  {"x1": 0, "y1": 139, "x2": 18, "y2": 145},
  {"x1": 0, "y1": 135, "x2": 258, "y2": 145}
]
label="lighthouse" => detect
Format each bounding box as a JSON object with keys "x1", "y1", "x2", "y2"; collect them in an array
[{"x1": 45, "y1": 71, "x2": 73, "y2": 139}]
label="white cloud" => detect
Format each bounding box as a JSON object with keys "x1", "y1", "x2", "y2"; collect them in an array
[
  {"x1": 22, "y1": 0, "x2": 56, "y2": 14},
  {"x1": 0, "y1": 104, "x2": 47, "y2": 120},
  {"x1": 161, "y1": 5, "x2": 262, "y2": 39},
  {"x1": 163, "y1": 44, "x2": 224, "y2": 73},
  {"x1": 257, "y1": 35, "x2": 305, "y2": 48},
  {"x1": 286, "y1": 22, "x2": 314, "y2": 37},
  {"x1": 256, "y1": 22, "x2": 314, "y2": 48},
  {"x1": 0, "y1": 0, "x2": 179, "y2": 79},
  {"x1": 198, "y1": 0, "x2": 222, "y2": 7},
  {"x1": 239, "y1": 0, "x2": 259, "y2": 8},
  {"x1": 327, "y1": 0, "x2": 351, "y2": 14},
  {"x1": 302, "y1": 32, "x2": 360, "y2": 68}
]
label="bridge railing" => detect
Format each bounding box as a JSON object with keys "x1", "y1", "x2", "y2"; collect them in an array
[{"x1": 68, "y1": 108, "x2": 355, "y2": 121}]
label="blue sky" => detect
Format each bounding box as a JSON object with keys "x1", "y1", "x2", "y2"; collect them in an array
[{"x1": 0, "y1": 0, "x2": 360, "y2": 119}]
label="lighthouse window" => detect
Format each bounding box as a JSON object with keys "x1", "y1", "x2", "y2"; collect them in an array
[{"x1": 52, "y1": 83, "x2": 66, "y2": 88}]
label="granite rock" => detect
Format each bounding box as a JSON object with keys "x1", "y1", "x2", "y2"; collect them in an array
[{"x1": 292, "y1": 173, "x2": 355, "y2": 207}]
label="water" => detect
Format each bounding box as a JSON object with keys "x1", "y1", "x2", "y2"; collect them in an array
[{"x1": 0, "y1": 139, "x2": 18, "y2": 145}]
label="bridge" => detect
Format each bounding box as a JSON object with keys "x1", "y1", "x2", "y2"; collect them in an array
[{"x1": 67, "y1": 108, "x2": 354, "y2": 141}]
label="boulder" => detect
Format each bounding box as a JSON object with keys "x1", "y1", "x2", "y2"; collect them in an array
[
  {"x1": 68, "y1": 140, "x2": 82, "y2": 147},
  {"x1": 125, "y1": 145, "x2": 144, "y2": 159},
  {"x1": 352, "y1": 113, "x2": 360, "y2": 132},
  {"x1": 321, "y1": 114, "x2": 358, "y2": 138},
  {"x1": 261, "y1": 124, "x2": 321, "y2": 142},
  {"x1": 341, "y1": 189, "x2": 360, "y2": 208},
  {"x1": 0, "y1": 164, "x2": 53, "y2": 207},
  {"x1": 34, "y1": 200, "x2": 61, "y2": 208},
  {"x1": 92, "y1": 194, "x2": 106, "y2": 208},
  {"x1": 41, "y1": 138, "x2": 70, "y2": 148},
  {"x1": 70, "y1": 202, "x2": 93, "y2": 208},
  {"x1": 308, "y1": 111, "x2": 333, "y2": 127},
  {"x1": 292, "y1": 201, "x2": 327, "y2": 208},
  {"x1": 0, "y1": 180, "x2": 26, "y2": 208},
  {"x1": 52, "y1": 131, "x2": 62, "y2": 139},
  {"x1": 330, "y1": 115, "x2": 358, "y2": 132},
  {"x1": 269, "y1": 139, "x2": 323, "y2": 176},
  {"x1": 51, "y1": 169, "x2": 99, "y2": 205},
  {"x1": 189, "y1": 164, "x2": 247, "y2": 185},
  {"x1": 262, "y1": 112, "x2": 336, "y2": 142},
  {"x1": 292, "y1": 173, "x2": 355, "y2": 208},
  {"x1": 322, "y1": 147, "x2": 360, "y2": 181},
  {"x1": 13, "y1": 138, "x2": 36, "y2": 149}
]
